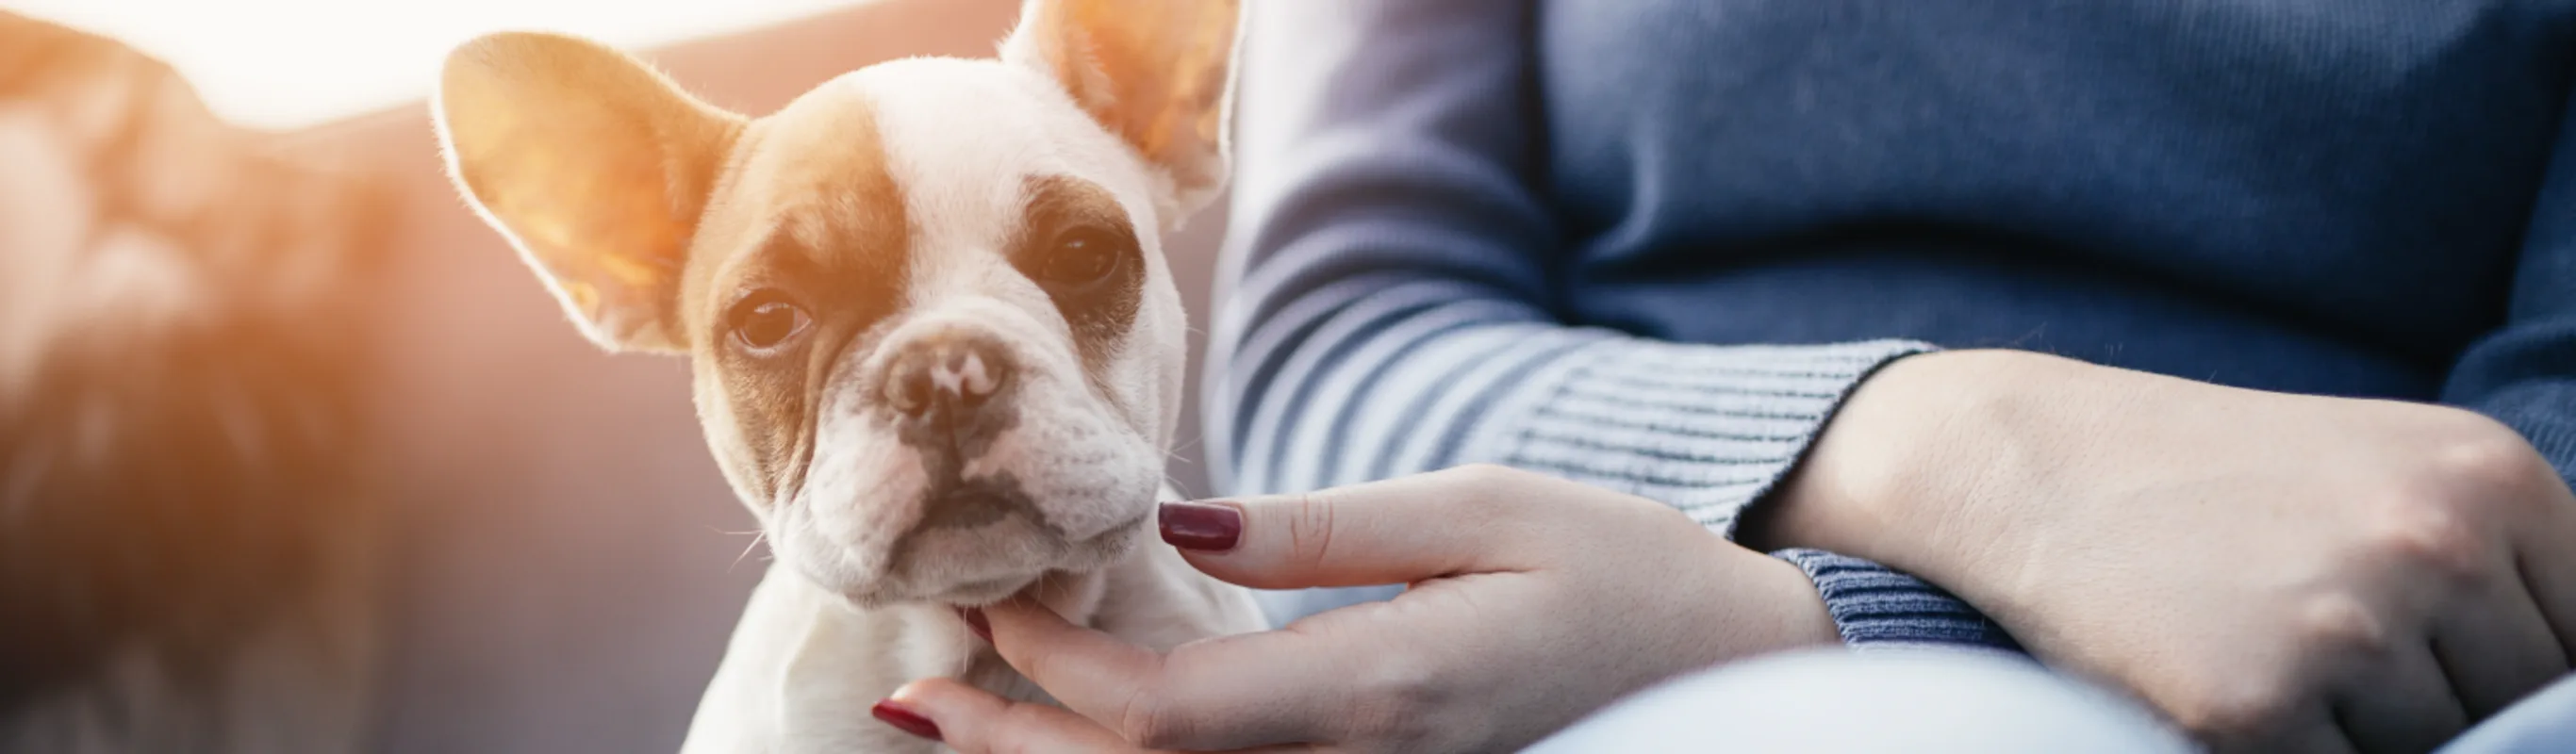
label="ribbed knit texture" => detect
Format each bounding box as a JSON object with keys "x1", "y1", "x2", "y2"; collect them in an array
[
  {"x1": 1773, "y1": 549, "x2": 2023, "y2": 652},
  {"x1": 1213, "y1": 0, "x2": 2576, "y2": 651},
  {"x1": 1210, "y1": 0, "x2": 1999, "y2": 648},
  {"x1": 1464, "y1": 338, "x2": 1931, "y2": 534}
]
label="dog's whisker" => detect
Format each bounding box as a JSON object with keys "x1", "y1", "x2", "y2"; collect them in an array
[
  {"x1": 728, "y1": 531, "x2": 768, "y2": 573},
  {"x1": 1164, "y1": 434, "x2": 1204, "y2": 462}
]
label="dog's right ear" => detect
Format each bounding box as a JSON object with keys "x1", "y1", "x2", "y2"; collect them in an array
[{"x1": 434, "y1": 32, "x2": 743, "y2": 353}]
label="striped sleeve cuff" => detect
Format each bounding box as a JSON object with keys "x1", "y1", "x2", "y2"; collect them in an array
[
  {"x1": 1773, "y1": 549, "x2": 2023, "y2": 652},
  {"x1": 1460, "y1": 336, "x2": 1934, "y2": 535},
  {"x1": 1222, "y1": 321, "x2": 2020, "y2": 651},
  {"x1": 1445, "y1": 336, "x2": 2023, "y2": 653}
]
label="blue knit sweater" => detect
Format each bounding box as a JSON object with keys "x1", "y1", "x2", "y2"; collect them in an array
[{"x1": 1205, "y1": 0, "x2": 2576, "y2": 650}]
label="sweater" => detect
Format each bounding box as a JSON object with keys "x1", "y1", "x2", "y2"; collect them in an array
[{"x1": 1204, "y1": 0, "x2": 2576, "y2": 651}]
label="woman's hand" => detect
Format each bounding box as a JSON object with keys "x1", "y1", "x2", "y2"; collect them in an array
[
  {"x1": 1762, "y1": 350, "x2": 2576, "y2": 753},
  {"x1": 879, "y1": 465, "x2": 1840, "y2": 753}
]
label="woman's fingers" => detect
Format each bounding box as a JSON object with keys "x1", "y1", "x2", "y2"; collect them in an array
[
  {"x1": 1171, "y1": 464, "x2": 1549, "y2": 590},
  {"x1": 2275, "y1": 708, "x2": 2365, "y2": 754},
  {"x1": 2326, "y1": 642, "x2": 2467, "y2": 754},
  {"x1": 883, "y1": 678, "x2": 1121, "y2": 752},
  {"x1": 2430, "y1": 569, "x2": 2569, "y2": 719},
  {"x1": 885, "y1": 678, "x2": 1325, "y2": 754},
  {"x1": 977, "y1": 597, "x2": 1375, "y2": 750},
  {"x1": 2511, "y1": 478, "x2": 2576, "y2": 664},
  {"x1": 948, "y1": 467, "x2": 1583, "y2": 750}
]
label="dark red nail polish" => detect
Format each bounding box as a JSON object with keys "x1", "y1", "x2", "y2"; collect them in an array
[
  {"x1": 871, "y1": 699, "x2": 941, "y2": 742},
  {"x1": 957, "y1": 607, "x2": 991, "y2": 643},
  {"x1": 1160, "y1": 500, "x2": 1242, "y2": 551}
]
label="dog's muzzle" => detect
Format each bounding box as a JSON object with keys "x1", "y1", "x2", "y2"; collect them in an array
[{"x1": 879, "y1": 326, "x2": 1036, "y2": 532}]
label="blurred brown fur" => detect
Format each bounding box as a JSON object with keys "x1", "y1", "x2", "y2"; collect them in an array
[{"x1": 0, "y1": 11, "x2": 386, "y2": 753}]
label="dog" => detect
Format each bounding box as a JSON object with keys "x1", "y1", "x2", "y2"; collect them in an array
[
  {"x1": 0, "y1": 10, "x2": 384, "y2": 753},
  {"x1": 431, "y1": 0, "x2": 1263, "y2": 749}
]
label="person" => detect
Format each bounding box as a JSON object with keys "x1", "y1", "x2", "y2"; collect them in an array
[{"x1": 867, "y1": 0, "x2": 2576, "y2": 750}]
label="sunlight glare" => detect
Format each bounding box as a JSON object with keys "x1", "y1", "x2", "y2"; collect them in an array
[{"x1": 3, "y1": 0, "x2": 864, "y2": 129}]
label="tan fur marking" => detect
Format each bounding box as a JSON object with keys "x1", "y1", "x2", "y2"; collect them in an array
[{"x1": 685, "y1": 85, "x2": 911, "y2": 511}]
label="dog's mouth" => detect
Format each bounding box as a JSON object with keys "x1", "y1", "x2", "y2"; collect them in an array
[
  {"x1": 840, "y1": 514, "x2": 1147, "y2": 607},
  {"x1": 784, "y1": 363, "x2": 1167, "y2": 607},
  {"x1": 910, "y1": 475, "x2": 1046, "y2": 534},
  {"x1": 915, "y1": 509, "x2": 1148, "y2": 604},
  {"x1": 834, "y1": 472, "x2": 1152, "y2": 606},
  {"x1": 929, "y1": 575, "x2": 1036, "y2": 606}
]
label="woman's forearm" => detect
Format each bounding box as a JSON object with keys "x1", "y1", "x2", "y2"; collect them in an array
[
  {"x1": 1754, "y1": 349, "x2": 2063, "y2": 586},
  {"x1": 1756, "y1": 346, "x2": 2576, "y2": 748}
]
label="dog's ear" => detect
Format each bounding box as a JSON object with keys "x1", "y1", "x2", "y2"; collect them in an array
[
  {"x1": 1002, "y1": 0, "x2": 1242, "y2": 217},
  {"x1": 434, "y1": 32, "x2": 742, "y2": 353}
]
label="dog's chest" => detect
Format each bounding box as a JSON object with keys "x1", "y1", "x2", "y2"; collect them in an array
[{"x1": 682, "y1": 568, "x2": 1091, "y2": 754}]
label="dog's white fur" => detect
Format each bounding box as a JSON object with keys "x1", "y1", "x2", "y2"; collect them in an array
[
  {"x1": 771, "y1": 59, "x2": 1180, "y2": 603},
  {"x1": 432, "y1": 2, "x2": 1260, "y2": 751}
]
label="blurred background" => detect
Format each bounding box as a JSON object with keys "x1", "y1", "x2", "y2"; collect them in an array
[{"x1": 0, "y1": 1, "x2": 1231, "y2": 751}]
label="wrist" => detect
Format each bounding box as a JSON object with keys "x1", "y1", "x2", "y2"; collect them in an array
[
  {"x1": 1755, "y1": 349, "x2": 2089, "y2": 577},
  {"x1": 1711, "y1": 542, "x2": 1842, "y2": 651}
]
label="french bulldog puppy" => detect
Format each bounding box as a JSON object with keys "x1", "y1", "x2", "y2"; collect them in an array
[{"x1": 432, "y1": 1, "x2": 1262, "y2": 750}]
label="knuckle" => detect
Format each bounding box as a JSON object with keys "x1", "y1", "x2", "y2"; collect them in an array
[
  {"x1": 992, "y1": 704, "x2": 1059, "y2": 754},
  {"x1": 1016, "y1": 642, "x2": 1075, "y2": 690},
  {"x1": 1113, "y1": 690, "x2": 1181, "y2": 748},
  {"x1": 2360, "y1": 498, "x2": 2492, "y2": 582},
  {"x1": 2415, "y1": 414, "x2": 2552, "y2": 510},
  {"x1": 1442, "y1": 463, "x2": 1569, "y2": 523},
  {"x1": 1444, "y1": 463, "x2": 1531, "y2": 500},
  {"x1": 1370, "y1": 725, "x2": 1443, "y2": 754},
  {"x1": 2353, "y1": 415, "x2": 2544, "y2": 582},
  {"x1": 1106, "y1": 661, "x2": 1214, "y2": 751},
  {"x1": 1283, "y1": 490, "x2": 1341, "y2": 572},
  {"x1": 1351, "y1": 654, "x2": 1448, "y2": 735},
  {"x1": 2293, "y1": 594, "x2": 2394, "y2": 656},
  {"x1": 1354, "y1": 712, "x2": 1437, "y2": 753},
  {"x1": 2171, "y1": 676, "x2": 2304, "y2": 741}
]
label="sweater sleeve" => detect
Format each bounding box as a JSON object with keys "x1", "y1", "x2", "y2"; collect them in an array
[
  {"x1": 2443, "y1": 90, "x2": 2576, "y2": 488},
  {"x1": 1206, "y1": 0, "x2": 2017, "y2": 652}
]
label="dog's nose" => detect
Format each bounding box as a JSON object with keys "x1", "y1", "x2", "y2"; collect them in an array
[{"x1": 883, "y1": 331, "x2": 1015, "y2": 419}]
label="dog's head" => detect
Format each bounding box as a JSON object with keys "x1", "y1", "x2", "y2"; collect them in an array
[{"x1": 432, "y1": 0, "x2": 1239, "y2": 606}]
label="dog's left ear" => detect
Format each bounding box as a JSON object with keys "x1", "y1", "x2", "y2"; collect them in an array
[{"x1": 1003, "y1": 0, "x2": 1243, "y2": 218}]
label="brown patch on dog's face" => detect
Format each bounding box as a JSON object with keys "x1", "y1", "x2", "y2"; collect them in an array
[
  {"x1": 677, "y1": 90, "x2": 910, "y2": 512},
  {"x1": 436, "y1": 7, "x2": 1238, "y2": 606},
  {"x1": 672, "y1": 71, "x2": 1174, "y2": 606},
  {"x1": 1005, "y1": 175, "x2": 1144, "y2": 416}
]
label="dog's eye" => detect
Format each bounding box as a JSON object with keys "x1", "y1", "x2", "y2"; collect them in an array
[
  {"x1": 1038, "y1": 226, "x2": 1126, "y2": 287},
  {"x1": 727, "y1": 292, "x2": 810, "y2": 352}
]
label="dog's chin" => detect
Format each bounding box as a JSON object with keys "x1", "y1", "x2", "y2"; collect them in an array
[{"x1": 817, "y1": 512, "x2": 1148, "y2": 610}]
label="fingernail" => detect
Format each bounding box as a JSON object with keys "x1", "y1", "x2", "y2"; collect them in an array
[
  {"x1": 1160, "y1": 500, "x2": 1242, "y2": 551},
  {"x1": 871, "y1": 699, "x2": 941, "y2": 742},
  {"x1": 957, "y1": 607, "x2": 991, "y2": 643}
]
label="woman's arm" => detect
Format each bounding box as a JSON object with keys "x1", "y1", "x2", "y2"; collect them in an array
[
  {"x1": 1208, "y1": 0, "x2": 2014, "y2": 651},
  {"x1": 1754, "y1": 90, "x2": 2576, "y2": 743}
]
